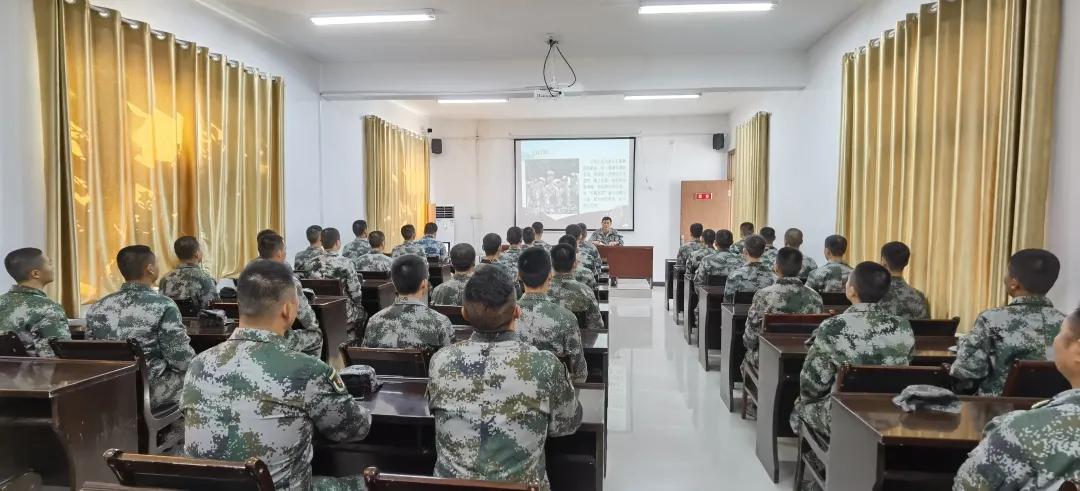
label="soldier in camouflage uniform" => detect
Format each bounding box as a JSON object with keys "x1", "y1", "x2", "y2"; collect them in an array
[
  {"x1": 516, "y1": 248, "x2": 588, "y2": 383},
  {"x1": 352, "y1": 231, "x2": 393, "y2": 273},
  {"x1": 589, "y1": 216, "x2": 624, "y2": 246},
  {"x1": 729, "y1": 222, "x2": 755, "y2": 255},
  {"x1": 558, "y1": 234, "x2": 598, "y2": 290},
  {"x1": 743, "y1": 248, "x2": 824, "y2": 373},
  {"x1": 791, "y1": 262, "x2": 914, "y2": 437},
  {"x1": 431, "y1": 243, "x2": 475, "y2": 306},
  {"x1": 391, "y1": 224, "x2": 427, "y2": 258},
  {"x1": 805, "y1": 234, "x2": 853, "y2": 293},
  {"x1": 784, "y1": 228, "x2": 818, "y2": 278},
  {"x1": 427, "y1": 266, "x2": 582, "y2": 491},
  {"x1": 576, "y1": 222, "x2": 603, "y2": 267},
  {"x1": 758, "y1": 227, "x2": 779, "y2": 270},
  {"x1": 0, "y1": 248, "x2": 70, "y2": 357},
  {"x1": 158, "y1": 236, "x2": 219, "y2": 311},
  {"x1": 363, "y1": 254, "x2": 453, "y2": 349},
  {"x1": 953, "y1": 307, "x2": 1080, "y2": 490},
  {"x1": 293, "y1": 225, "x2": 325, "y2": 278},
  {"x1": 565, "y1": 225, "x2": 600, "y2": 273},
  {"x1": 676, "y1": 223, "x2": 705, "y2": 266},
  {"x1": 951, "y1": 249, "x2": 1065, "y2": 395},
  {"x1": 530, "y1": 222, "x2": 553, "y2": 251},
  {"x1": 877, "y1": 241, "x2": 930, "y2": 320},
  {"x1": 255, "y1": 234, "x2": 323, "y2": 358},
  {"x1": 548, "y1": 244, "x2": 604, "y2": 330},
  {"x1": 341, "y1": 219, "x2": 372, "y2": 260},
  {"x1": 416, "y1": 222, "x2": 448, "y2": 260},
  {"x1": 694, "y1": 229, "x2": 743, "y2": 286},
  {"x1": 182, "y1": 260, "x2": 371, "y2": 491},
  {"x1": 308, "y1": 228, "x2": 367, "y2": 329},
  {"x1": 499, "y1": 227, "x2": 526, "y2": 274},
  {"x1": 86, "y1": 245, "x2": 196, "y2": 409},
  {"x1": 723, "y1": 235, "x2": 776, "y2": 303},
  {"x1": 686, "y1": 229, "x2": 718, "y2": 276}
]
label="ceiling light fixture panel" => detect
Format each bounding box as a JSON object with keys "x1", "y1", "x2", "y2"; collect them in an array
[
  {"x1": 639, "y1": 1, "x2": 777, "y2": 14},
  {"x1": 311, "y1": 9, "x2": 435, "y2": 26},
  {"x1": 437, "y1": 98, "x2": 509, "y2": 104},
  {"x1": 624, "y1": 94, "x2": 701, "y2": 101}
]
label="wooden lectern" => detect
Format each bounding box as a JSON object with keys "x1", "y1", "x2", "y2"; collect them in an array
[{"x1": 597, "y1": 245, "x2": 653, "y2": 279}]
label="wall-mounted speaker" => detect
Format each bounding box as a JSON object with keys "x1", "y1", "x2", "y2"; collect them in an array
[
  {"x1": 712, "y1": 133, "x2": 725, "y2": 151},
  {"x1": 431, "y1": 139, "x2": 443, "y2": 155}
]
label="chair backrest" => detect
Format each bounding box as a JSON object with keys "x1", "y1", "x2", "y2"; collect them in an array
[
  {"x1": 706, "y1": 275, "x2": 727, "y2": 287},
  {"x1": 103, "y1": 449, "x2": 274, "y2": 491},
  {"x1": 836, "y1": 364, "x2": 952, "y2": 394},
  {"x1": 364, "y1": 467, "x2": 538, "y2": 491},
  {"x1": 431, "y1": 305, "x2": 468, "y2": 325},
  {"x1": 908, "y1": 318, "x2": 960, "y2": 337},
  {"x1": 50, "y1": 339, "x2": 154, "y2": 420},
  {"x1": 817, "y1": 292, "x2": 852, "y2": 307},
  {"x1": 361, "y1": 271, "x2": 390, "y2": 280},
  {"x1": 340, "y1": 344, "x2": 428, "y2": 377},
  {"x1": 1001, "y1": 360, "x2": 1070, "y2": 398},
  {"x1": 301, "y1": 279, "x2": 345, "y2": 296},
  {"x1": 0, "y1": 332, "x2": 29, "y2": 357},
  {"x1": 172, "y1": 298, "x2": 202, "y2": 318},
  {"x1": 726, "y1": 291, "x2": 756, "y2": 305},
  {"x1": 762, "y1": 314, "x2": 834, "y2": 335},
  {"x1": 1059, "y1": 481, "x2": 1079, "y2": 491}
]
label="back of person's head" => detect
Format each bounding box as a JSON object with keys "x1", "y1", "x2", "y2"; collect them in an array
[
  {"x1": 257, "y1": 229, "x2": 278, "y2": 243},
  {"x1": 368, "y1": 231, "x2": 386, "y2": 249},
  {"x1": 577, "y1": 223, "x2": 588, "y2": 238},
  {"x1": 304, "y1": 226, "x2": 321, "y2": 244},
  {"x1": 739, "y1": 222, "x2": 755, "y2": 237},
  {"x1": 760, "y1": 227, "x2": 776, "y2": 243},
  {"x1": 716, "y1": 229, "x2": 734, "y2": 250},
  {"x1": 743, "y1": 235, "x2": 767, "y2": 259},
  {"x1": 550, "y1": 244, "x2": 576, "y2": 273},
  {"x1": 4, "y1": 248, "x2": 46, "y2": 282},
  {"x1": 849, "y1": 261, "x2": 892, "y2": 303},
  {"x1": 237, "y1": 260, "x2": 296, "y2": 319},
  {"x1": 690, "y1": 223, "x2": 704, "y2": 238},
  {"x1": 391, "y1": 254, "x2": 428, "y2": 294},
  {"x1": 1056, "y1": 306, "x2": 1080, "y2": 377},
  {"x1": 173, "y1": 236, "x2": 200, "y2": 261},
  {"x1": 450, "y1": 243, "x2": 476, "y2": 271},
  {"x1": 565, "y1": 224, "x2": 582, "y2": 240},
  {"x1": 1008, "y1": 249, "x2": 1060, "y2": 295},
  {"x1": 558, "y1": 235, "x2": 578, "y2": 249},
  {"x1": 702, "y1": 229, "x2": 716, "y2": 246},
  {"x1": 518, "y1": 248, "x2": 552, "y2": 289},
  {"x1": 880, "y1": 241, "x2": 911, "y2": 272},
  {"x1": 401, "y1": 224, "x2": 416, "y2": 241},
  {"x1": 785, "y1": 228, "x2": 804, "y2": 248},
  {"x1": 117, "y1": 245, "x2": 156, "y2": 281},
  {"x1": 352, "y1": 220, "x2": 368, "y2": 237},
  {"x1": 531, "y1": 222, "x2": 544, "y2": 236},
  {"x1": 522, "y1": 227, "x2": 536, "y2": 245},
  {"x1": 463, "y1": 266, "x2": 517, "y2": 332},
  {"x1": 775, "y1": 247, "x2": 804, "y2": 277},
  {"x1": 825, "y1": 235, "x2": 848, "y2": 257},
  {"x1": 482, "y1": 233, "x2": 502, "y2": 256},
  {"x1": 321, "y1": 228, "x2": 341, "y2": 249},
  {"x1": 424, "y1": 222, "x2": 438, "y2": 235},
  {"x1": 258, "y1": 233, "x2": 285, "y2": 259},
  {"x1": 506, "y1": 226, "x2": 523, "y2": 245}
]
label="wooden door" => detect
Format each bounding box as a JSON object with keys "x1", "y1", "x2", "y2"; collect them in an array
[{"x1": 680, "y1": 180, "x2": 732, "y2": 241}]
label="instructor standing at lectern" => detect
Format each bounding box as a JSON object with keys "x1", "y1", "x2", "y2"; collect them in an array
[{"x1": 590, "y1": 217, "x2": 624, "y2": 246}]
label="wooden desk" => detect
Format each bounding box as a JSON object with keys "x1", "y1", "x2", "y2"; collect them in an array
[
  {"x1": 361, "y1": 279, "x2": 396, "y2": 318},
  {"x1": 664, "y1": 259, "x2": 676, "y2": 310},
  {"x1": 428, "y1": 264, "x2": 452, "y2": 288},
  {"x1": 0, "y1": 357, "x2": 138, "y2": 489},
  {"x1": 683, "y1": 273, "x2": 698, "y2": 337},
  {"x1": 600, "y1": 303, "x2": 609, "y2": 329},
  {"x1": 597, "y1": 245, "x2": 653, "y2": 280},
  {"x1": 70, "y1": 319, "x2": 234, "y2": 355},
  {"x1": 596, "y1": 285, "x2": 609, "y2": 302},
  {"x1": 696, "y1": 286, "x2": 726, "y2": 365},
  {"x1": 312, "y1": 377, "x2": 606, "y2": 491},
  {"x1": 212, "y1": 296, "x2": 349, "y2": 369},
  {"x1": 673, "y1": 266, "x2": 686, "y2": 325},
  {"x1": 827, "y1": 394, "x2": 1038, "y2": 490}
]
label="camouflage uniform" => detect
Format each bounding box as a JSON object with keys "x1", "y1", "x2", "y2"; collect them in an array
[
  {"x1": 694, "y1": 251, "x2": 744, "y2": 286},
  {"x1": 575, "y1": 266, "x2": 598, "y2": 290},
  {"x1": 517, "y1": 292, "x2": 588, "y2": 383},
  {"x1": 361, "y1": 297, "x2": 453, "y2": 349},
  {"x1": 589, "y1": 229, "x2": 624, "y2": 246},
  {"x1": 877, "y1": 276, "x2": 931, "y2": 320},
  {"x1": 549, "y1": 273, "x2": 604, "y2": 330},
  {"x1": 352, "y1": 251, "x2": 393, "y2": 273},
  {"x1": 953, "y1": 388, "x2": 1080, "y2": 490},
  {"x1": 285, "y1": 273, "x2": 323, "y2": 358},
  {"x1": 293, "y1": 246, "x2": 323, "y2": 277},
  {"x1": 391, "y1": 240, "x2": 426, "y2": 258},
  {"x1": 499, "y1": 246, "x2": 525, "y2": 275},
  {"x1": 686, "y1": 246, "x2": 718, "y2": 276},
  {"x1": 742, "y1": 278, "x2": 823, "y2": 370},
  {"x1": 950, "y1": 296, "x2": 1065, "y2": 395},
  {"x1": 577, "y1": 250, "x2": 600, "y2": 274},
  {"x1": 729, "y1": 239, "x2": 746, "y2": 255},
  {"x1": 532, "y1": 240, "x2": 552, "y2": 252},
  {"x1": 579, "y1": 240, "x2": 602, "y2": 266},
  {"x1": 86, "y1": 282, "x2": 196, "y2": 409},
  {"x1": 723, "y1": 262, "x2": 776, "y2": 303},
  {"x1": 805, "y1": 260, "x2": 853, "y2": 293},
  {"x1": 415, "y1": 234, "x2": 446, "y2": 259},
  {"x1": 427, "y1": 330, "x2": 582, "y2": 491},
  {"x1": 676, "y1": 240, "x2": 705, "y2": 266},
  {"x1": 0, "y1": 285, "x2": 70, "y2": 357},
  {"x1": 158, "y1": 263, "x2": 219, "y2": 310},
  {"x1": 759, "y1": 246, "x2": 778, "y2": 270},
  {"x1": 341, "y1": 237, "x2": 372, "y2": 260},
  {"x1": 181, "y1": 328, "x2": 371, "y2": 491},
  {"x1": 799, "y1": 254, "x2": 819, "y2": 278},
  {"x1": 791, "y1": 303, "x2": 914, "y2": 436},
  {"x1": 431, "y1": 272, "x2": 471, "y2": 306},
  {"x1": 308, "y1": 252, "x2": 367, "y2": 327}
]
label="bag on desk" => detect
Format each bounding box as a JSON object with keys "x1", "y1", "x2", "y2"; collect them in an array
[
  {"x1": 340, "y1": 365, "x2": 382, "y2": 399},
  {"x1": 198, "y1": 309, "x2": 229, "y2": 327},
  {"x1": 892, "y1": 385, "x2": 961, "y2": 414},
  {"x1": 219, "y1": 286, "x2": 237, "y2": 299}
]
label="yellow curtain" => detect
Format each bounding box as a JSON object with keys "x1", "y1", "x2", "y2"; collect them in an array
[
  {"x1": 731, "y1": 112, "x2": 770, "y2": 227},
  {"x1": 836, "y1": 0, "x2": 1061, "y2": 328},
  {"x1": 35, "y1": 0, "x2": 284, "y2": 310},
  {"x1": 364, "y1": 116, "x2": 431, "y2": 250}
]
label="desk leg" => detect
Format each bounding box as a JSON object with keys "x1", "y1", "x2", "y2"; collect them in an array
[
  {"x1": 719, "y1": 309, "x2": 735, "y2": 412},
  {"x1": 756, "y1": 347, "x2": 782, "y2": 483},
  {"x1": 826, "y1": 399, "x2": 881, "y2": 491}
]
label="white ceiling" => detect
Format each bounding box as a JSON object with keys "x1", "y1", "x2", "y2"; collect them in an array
[{"x1": 396, "y1": 92, "x2": 759, "y2": 119}]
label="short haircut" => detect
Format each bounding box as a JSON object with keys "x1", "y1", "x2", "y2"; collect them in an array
[
  {"x1": 775, "y1": 247, "x2": 804, "y2": 277},
  {"x1": 424, "y1": 222, "x2": 438, "y2": 235},
  {"x1": 577, "y1": 223, "x2": 588, "y2": 238},
  {"x1": 690, "y1": 223, "x2": 703, "y2": 238},
  {"x1": 531, "y1": 222, "x2": 544, "y2": 235},
  {"x1": 4, "y1": 248, "x2": 45, "y2": 282},
  {"x1": 558, "y1": 234, "x2": 578, "y2": 249},
  {"x1": 482, "y1": 233, "x2": 502, "y2": 256},
  {"x1": 320, "y1": 227, "x2": 341, "y2": 249},
  {"x1": 401, "y1": 224, "x2": 416, "y2": 240},
  {"x1": 258, "y1": 233, "x2": 285, "y2": 259},
  {"x1": 368, "y1": 231, "x2": 385, "y2": 249},
  {"x1": 702, "y1": 229, "x2": 716, "y2": 245},
  {"x1": 602, "y1": 216, "x2": 612, "y2": 223},
  {"x1": 850, "y1": 261, "x2": 892, "y2": 303},
  {"x1": 550, "y1": 244, "x2": 577, "y2": 273},
  {"x1": 825, "y1": 235, "x2": 849, "y2": 257},
  {"x1": 565, "y1": 224, "x2": 582, "y2": 239},
  {"x1": 760, "y1": 227, "x2": 776, "y2": 242},
  {"x1": 518, "y1": 247, "x2": 552, "y2": 288},
  {"x1": 739, "y1": 222, "x2": 755, "y2": 236},
  {"x1": 237, "y1": 259, "x2": 297, "y2": 318},
  {"x1": 715, "y1": 229, "x2": 734, "y2": 249},
  {"x1": 506, "y1": 226, "x2": 523, "y2": 245},
  {"x1": 304, "y1": 226, "x2": 322, "y2": 244},
  {"x1": 391, "y1": 254, "x2": 428, "y2": 294},
  {"x1": 1008, "y1": 249, "x2": 1060, "y2": 295},
  {"x1": 352, "y1": 220, "x2": 368, "y2": 236},
  {"x1": 1065, "y1": 306, "x2": 1080, "y2": 341},
  {"x1": 784, "y1": 228, "x2": 804, "y2": 248},
  {"x1": 880, "y1": 241, "x2": 911, "y2": 271},
  {"x1": 173, "y1": 236, "x2": 200, "y2": 261},
  {"x1": 117, "y1": 245, "x2": 156, "y2": 281},
  {"x1": 743, "y1": 235, "x2": 767, "y2": 259},
  {"x1": 449, "y1": 243, "x2": 476, "y2": 271},
  {"x1": 463, "y1": 266, "x2": 517, "y2": 332},
  {"x1": 522, "y1": 227, "x2": 536, "y2": 244},
  {"x1": 257, "y1": 229, "x2": 278, "y2": 242}
]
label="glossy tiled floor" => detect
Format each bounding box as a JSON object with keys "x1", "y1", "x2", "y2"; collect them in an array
[{"x1": 603, "y1": 287, "x2": 795, "y2": 490}]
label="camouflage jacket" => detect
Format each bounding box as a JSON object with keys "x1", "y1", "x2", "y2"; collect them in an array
[
  {"x1": 589, "y1": 229, "x2": 624, "y2": 246},
  {"x1": 158, "y1": 263, "x2": 219, "y2": 310},
  {"x1": 577, "y1": 250, "x2": 600, "y2": 274},
  {"x1": 579, "y1": 240, "x2": 602, "y2": 264},
  {"x1": 0, "y1": 285, "x2": 70, "y2": 357},
  {"x1": 427, "y1": 330, "x2": 582, "y2": 491},
  {"x1": 877, "y1": 276, "x2": 931, "y2": 320},
  {"x1": 532, "y1": 240, "x2": 552, "y2": 252},
  {"x1": 799, "y1": 254, "x2": 819, "y2": 278},
  {"x1": 549, "y1": 273, "x2": 603, "y2": 330},
  {"x1": 676, "y1": 240, "x2": 705, "y2": 266},
  {"x1": 293, "y1": 246, "x2": 323, "y2": 277},
  {"x1": 181, "y1": 327, "x2": 371, "y2": 491},
  {"x1": 308, "y1": 252, "x2": 367, "y2": 325},
  {"x1": 86, "y1": 282, "x2": 196, "y2": 408},
  {"x1": 723, "y1": 262, "x2": 776, "y2": 303},
  {"x1": 361, "y1": 297, "x2": 453, "y2": 349},
  {"x1": 793, "y1": 303, "x2": 914, "y2": 436},
  {"x1": 805, "y1": 259, "x2": 853, "y2": 293},
  {"x1": 353, "y1": 251, "x2": 393, "y2": 273},
  {"x1": 499, "y1": 246, "x2": 525, "y2": 274},
  {"x1": 951, "y1": 295, "x2": 1065, "y2": 395},
  {"x1": 743, "y1": 278, "x2": 823, "y2": 368},
  {"x1": 759, "y1": 246, "x2": 779, "y2": 270},
  {"x1": 391, "y1": 240, "x2": 426, "y2": 258},
  {"x1": 431, "y1": 272, "x2": 471, "y2": 306},
  {"x1": 341, "y1": 237, "x2": 372, "y2": 259},
  {"x1": 575, "y1": 266, "x2": 598, "y2": 289},
  {"x1": 686, "y1": 247, "x2": 718, "y2": 275},
  {"x1": 729, "y1": 239, "x2": 746, "y2": 255},
  {"x1": 415, "y1": 235, "x2": 446, "y2": 259},
  {"x1": 516, "y1": 292, "x2": 588, "y2": 383},
  {"x1": 953, "y1": 388, "x2": 1080, "y2": 490},
  {"x1": 694, "y1": 251, "x2": 744, "y2": 286}
]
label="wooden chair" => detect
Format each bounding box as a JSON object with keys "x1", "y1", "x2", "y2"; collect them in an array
[
  {"x1": 836, "y1": 364, "x2": 952, "y2": 394},
  {"x1": 793, "y1": 421, "x2": 829, "y2": 491},
  {"x1": 1002, "y1": 360, "x2": 1070, "y2": 398},
  {"x1": 909, "y1": 318, "x2": 960, "y2": 337},
  {"x1": 1060, "y1": 482, "x2": 1079, "y2": 491},
  {"x1": 50, "y1": 340, "x2": 182, "y2": 455},
  {"x1": 1, "y1": 470, "x2": 41, "y2": 490},
  {"x1": 364, "y1": 467, "x2": 539, "y2": 491},
  {"x1": 301, "y1": 278, "x2": 345, "y2": 296},
  {"x1": 360, "y1": 271, "x2": 390, "y2": 280},
  {"x1": 741, "y1": 313, "x2": 835, "y2": 419},
  {"x1": 340, "y1": 343, "x2": 428, "y2": 377},
  {"x1": 705, "y1": 274, "x2": 727, "y2": 287},
  {"x1": 817, "y1": 292, "x2": 852, "y2": 307},
  {"x1": 101, "y1": 448, "x2": 274, "y2": 491},
  {"x1": 432, "y1": 305, "x2": 468, "y2": 325},
  {"x1": 0, "y1": 332, "x2": 29, "y2": 357}
]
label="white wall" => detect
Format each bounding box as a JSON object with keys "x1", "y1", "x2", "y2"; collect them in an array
[
  {"x1": 428, "y1": 115, "x2": 730, "y2": 282},
  {"x1": 1047, "y1": 0, "x2": 1080, "y2": 311}
]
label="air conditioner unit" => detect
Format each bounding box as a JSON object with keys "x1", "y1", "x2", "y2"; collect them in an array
[{"x1": 435, "y1": 205, "x2": 456, "y2": 246}]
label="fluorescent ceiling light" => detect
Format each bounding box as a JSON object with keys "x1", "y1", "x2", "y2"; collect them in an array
[
  {"x1": 437, "y1": 98, "x2": 508, "y2": 104},
  {"x1": 311, "y1": 10, "x2": 435, "y2": 26},
  {"x1": 624, "y1": 94, "x2": 701, "y2": 101},
  {"x1": 639, "y1": 2, "x2": 776, "y2": 14}
]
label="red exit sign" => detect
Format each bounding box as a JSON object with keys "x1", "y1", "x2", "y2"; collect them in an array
[{"x1": 694, "y1": 193, "x2": 713, "y2": 200}]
